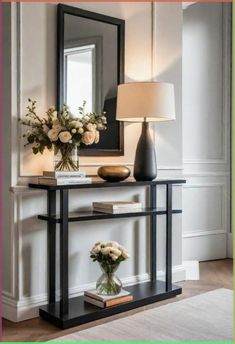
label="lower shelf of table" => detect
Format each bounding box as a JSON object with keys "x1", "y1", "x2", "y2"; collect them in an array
[{"x1": 39, "y1": 280, "x2": 182, "y2": 329}]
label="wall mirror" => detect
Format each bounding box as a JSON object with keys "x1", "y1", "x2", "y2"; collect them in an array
[{"x1": 57, "y1": 4, "x2": 125, "y2": 156}]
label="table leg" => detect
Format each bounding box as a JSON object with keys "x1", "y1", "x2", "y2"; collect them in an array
[
  {"x1": 47, "y1": 190, "x2": 56, "y2": 304},
  {"x1": 60, "y1": 189, "x2": 69, "y2": 316},
  {"x1": 150, "y1": 184, "x2": 157, "y2": 283},
  {"x1": 166, "y1": 183, "x2": 172, "y2": 291}
]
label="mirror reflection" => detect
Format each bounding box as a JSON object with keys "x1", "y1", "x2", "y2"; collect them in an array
[{"x1": 58, "y1": 6, "x2": 124, "y2": 155}]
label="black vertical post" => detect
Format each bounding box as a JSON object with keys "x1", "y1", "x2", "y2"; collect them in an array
[
  {"x1": 150, "y1": 184, "x2": 157, "y2": 283},
  {"x1": 166, "y1": 183, "x2": 173, "y2": 291},
  {"x1": 47, "y1": 190, "x2": 56, "y2": 304},
  {"x1": 60, "y1": 189, "x2": 69, "y2": 316}
]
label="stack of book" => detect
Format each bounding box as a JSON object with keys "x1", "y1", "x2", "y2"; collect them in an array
[
  {"x1": 93, "y1": 201, "x2": 142, "y2": 214},
  {"x1": 38, "y1": 171, "x2": 92, "y2": 185},
  {"x1": 84, "y1": 289, "x2": 133, "y2": 308}
]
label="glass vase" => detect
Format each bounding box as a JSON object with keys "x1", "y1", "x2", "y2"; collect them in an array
[
  {"x1": 54, "y1": 145, "x2": 79, "y2": 171},
  {"x1": 96, "y1": 262, "x2": 122, "y2": 295}
]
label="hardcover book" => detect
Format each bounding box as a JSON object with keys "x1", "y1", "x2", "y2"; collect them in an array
[
  {"x1": 43, "y1": 171, "x2": 86, "y2": 178},
  {"x1": 84, "y1": 289, "x2": 133, "y2": 308},
  {"x1": 38, "y1": 177, "x2": 92, "y2": 185},
  {"x1": 93, "y1": 201, "x2": 142, "y2": 210}
]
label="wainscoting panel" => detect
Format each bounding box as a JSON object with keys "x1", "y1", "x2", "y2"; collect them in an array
[
  {"x1": 182, "y1": 184, "x2": 226, "y2": 236},
  {"x1": 182, "y1": 2, "x2": 231, "y2": 261}
]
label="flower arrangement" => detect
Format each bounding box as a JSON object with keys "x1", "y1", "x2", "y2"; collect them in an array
[
  {"x1": 90, "y1": 241, "x2": 129, "y2": 295},
  {"x1": 20, "y1": 99, "x2": 107, "y2": 171},
  {"x1": 90, "y1": 240, "x2": 129, "y2": 264}
]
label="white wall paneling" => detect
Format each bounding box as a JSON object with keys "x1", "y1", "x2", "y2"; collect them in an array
[
  {"x1": 3, "y1": 2, "x2": 185, "y2": 321},
  {"x1": 182, "y1": 3, "x2": 231, "y2": 261}
]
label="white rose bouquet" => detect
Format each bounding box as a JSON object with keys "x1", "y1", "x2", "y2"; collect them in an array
[
  {"x1": 20, "y1": 99, "x2": 107, "y2": 171},
  {"x1": 90, "y1": 241, "x2": 129, "y2": 295}
]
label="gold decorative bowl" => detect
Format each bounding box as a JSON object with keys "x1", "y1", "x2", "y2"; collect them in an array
[{"x1": 97, "y1": 165, "x2": 131, "y2": 182}]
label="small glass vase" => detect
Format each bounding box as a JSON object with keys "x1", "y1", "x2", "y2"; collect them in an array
[
  {"x1": 96, "y1": 263, "x2": 122, "y2": 295},
  {"x1": 54, "y1": 145, "x2": 79, "y2": 171}
]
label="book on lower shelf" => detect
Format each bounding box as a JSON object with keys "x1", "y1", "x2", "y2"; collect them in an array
[
  {"x1": 84, "y1": 289, "x2": 133, "y2": 308},
  {"x1": 93, "y1": 201, "x2": 142, "y2": 214},
  {"x1": 38, "y1": 176, "x2": 92, "y2": 185}
]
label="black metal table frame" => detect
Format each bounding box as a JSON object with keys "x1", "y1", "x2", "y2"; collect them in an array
[{"x1": 29, "y1": 179, "x2": 186, "y2": 328}]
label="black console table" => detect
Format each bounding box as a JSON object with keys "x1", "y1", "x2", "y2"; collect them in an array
[{"x1": 29, "y1": 179, "x2": 186, "y2": 329}]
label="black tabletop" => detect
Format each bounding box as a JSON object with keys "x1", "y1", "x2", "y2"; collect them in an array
[{"x1": 29, "y1": 178, "x2": 186, "y2": 190}]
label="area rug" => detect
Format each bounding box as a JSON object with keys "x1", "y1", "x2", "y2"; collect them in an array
[{"x1": 51, "y1": 288, "x2": 233, "y2": 342}]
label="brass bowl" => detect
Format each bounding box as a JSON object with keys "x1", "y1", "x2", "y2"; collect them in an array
[{"x1": 97, "y1": 165, "x2": 131, "y2": 182}]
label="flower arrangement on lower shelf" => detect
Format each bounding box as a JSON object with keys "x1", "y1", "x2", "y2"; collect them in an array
[
  {"x1": 20, "y1": 99, "x2": 107, "y2": 171},
  {"x1": 90, "y1": 241, "x2": 129, "y2": 295}
]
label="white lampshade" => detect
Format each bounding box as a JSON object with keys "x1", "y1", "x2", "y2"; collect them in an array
[{"x1": 116, "y1": 82, "x2": 176, "y2": 122}]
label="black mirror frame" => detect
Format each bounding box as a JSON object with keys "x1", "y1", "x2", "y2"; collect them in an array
[{"x1": 57, "y1": 4, "x2": 125, "y2": 156}]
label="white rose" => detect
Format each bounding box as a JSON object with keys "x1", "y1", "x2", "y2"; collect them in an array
[
  {"x1": 101, "y1": 116, "x2": 107, "y2": 124},
  {"x1": 106, "y1": 241, "x2": 119, "y2": 248},
  {"x1": 110, "y1": 253, "x2": 118, "y2": 261},
  {"x1": 47, "y1": 129, "x2": 58, "y2": 142},
  {"x1": 71, "y1": 128, "x2": 76, "y2": 134},
  {"x1": 78, "y1": 128, "x2": 84, "y2": 134},
  {"x1": 121, "y1": 249, "x2": 129, "y2": 259},
  {"x1": 101, "y1": 247, "x2": 111, "y2": 255},
  {"x1": 92, "y1": 244, "x2": 101, "y2": 254},
  {"x1": 86, "y1": 123, "x2": 96, "y2": 132},
  {"x1": 52, "y1": 123, "x2": 62, "y2": 133},
  {"x1": 82, "y1": 131, "x2": 95, "y2": 145},
  {"x1": 97, "y1": 124, "x2": 104, "y2": 130},
  {"x1": 71, "y1": 121, "x2": 83, "y2": 129},
  {"x1": 94, "y1": 131, "x2": 100, "y2": 144},
  {"x1": 76, "y1": 121, "x2": 83, "y2": 128},
  {"x1": 59, "y1": 131, "x2": 72, "y2": 143},
  {"x1": 110, "y1": 248, "x2": 122, "y2": 257},
  {"x1": 42, "y1": 124, "x2": 49, "y2": 133}
]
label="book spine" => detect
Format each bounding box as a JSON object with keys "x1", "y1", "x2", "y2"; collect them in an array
[
  {"x1": 38, "y1": 178, "x2": 92, "y2": 185},
  {"x1": 43, "y1": 171, "x2": 86, "y2": 178},
  {"x1": 93, "y1": 208, "x2": 142, "y2": 214},
  {"x1": 93, "y1": 203, "x2": 142, "y2": 210},
  {"x1": 84, "y1": 296, "x2": 104, "y2": 308},
  {"x1": 57, "y1": 179, "x2": 91, "y2": 185},
  {"x1": 105, "y1": 295, "x2": 133, "y2": 307}
]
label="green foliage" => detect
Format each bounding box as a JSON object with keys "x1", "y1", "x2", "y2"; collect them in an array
[{"x1": 19, "y1": 99, "x2": 107, "y2": 156}]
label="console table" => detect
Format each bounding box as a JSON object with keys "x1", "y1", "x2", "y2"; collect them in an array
[{"x1": 29, "y1": 179, "x2": 186, "y2": 329}]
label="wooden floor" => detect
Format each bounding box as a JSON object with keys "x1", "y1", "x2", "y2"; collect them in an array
[{"x1": 2, "y1": 259, "x2": 233, "y2": 342}]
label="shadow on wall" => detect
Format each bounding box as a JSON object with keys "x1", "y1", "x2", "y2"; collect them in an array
[{"x1": 22, "y1": 243, "x2": 32, "y2": 297}]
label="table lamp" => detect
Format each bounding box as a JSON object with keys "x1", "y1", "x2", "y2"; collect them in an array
[{"x1": 116, "y1": 82, "x2": 175, "y2": 181}]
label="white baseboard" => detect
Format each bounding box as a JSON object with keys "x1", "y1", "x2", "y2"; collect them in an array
[
  {"x1": 227, "y1": 232, "x2": 233, "y2": 258},
  {"x1": 182, "y1": 260, "x2": 199, "y2": 280},
  {"x1": 3, "y1": 265, "x2": 186, "y2": 322}
]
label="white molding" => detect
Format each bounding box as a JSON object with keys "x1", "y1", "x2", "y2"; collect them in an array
[
  {"x1": 182, "y1": 260, "x2": 199, "y2": 280},
  {"x1": 183, "y1": 229, "x2": 227, "y2": 239},
  {"x1": 3, "y1": 265, "x2": 186, "y2": 322},
  {"x1": 183, "y1": 182, "x2": 228, "y2": 238},
  {"x1": 183, "y1": 182, "x2": 227, "y2": 188},
  {"x1": 184, "y1": 159, "x2": 227, "y2": 165},
  {"x1": 183, "y1": 4, "x2": 231, "y2": 167},
  {"x1": 227, "y1": 232, "x2": 233, "y2": 258},
  {"x1": 183, "y1": 171, "x2": 230, "y2": 178}
]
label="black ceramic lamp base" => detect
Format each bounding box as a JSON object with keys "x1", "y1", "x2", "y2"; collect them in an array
[{"x1": 134, "y1": 122, "x2": 157, "y2": 181}]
